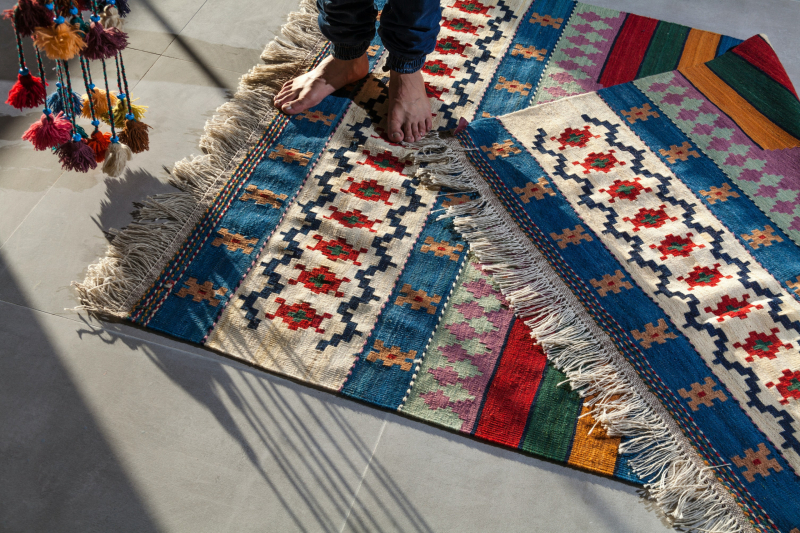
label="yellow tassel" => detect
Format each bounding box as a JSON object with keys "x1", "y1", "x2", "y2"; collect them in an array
[
  {"x1": 101, "y1": 98, "x2": 148, "y2": 129},
  {"x1": 34, "y1": 23, "x2": 87, "y2": 60},
  {"x1": 81, "y1": 89, "x2": 119, "y2": 118}
]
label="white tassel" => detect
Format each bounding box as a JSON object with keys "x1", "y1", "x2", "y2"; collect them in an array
[
  {"x1": 411, "y1": 137, "x2": 757, "y2": 533},
  {"x1": 102, "y1": 142, "x2": 132, "y2": 177},
  {"x1": 100, "y1": 5, "x2": 124, "y2": 30}
]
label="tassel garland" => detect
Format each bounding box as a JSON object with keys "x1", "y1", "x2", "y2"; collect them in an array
[
  {"x1": 83, "y1": 19, "x2": 127, "y2": 60},
  {"x1": 22, "y1": 111, "x2": 72, "y2": 150},
  {"x1": 6, "y1": 0, "x2": 146, "y2": 174},
  {"x1": 34, "y1": 19, "x2": 87, "y2": 60},
  {"x1": 6, "y1": 69, "x2": 47, "y2": 109}
]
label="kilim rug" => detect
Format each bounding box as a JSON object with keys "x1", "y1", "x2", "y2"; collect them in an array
[
  {"x1": 74, "y1": 0, "x2": 787, "y2": 529},
  {"x1": 420, "y1": 34, "x2": 800, "y2": 532}
]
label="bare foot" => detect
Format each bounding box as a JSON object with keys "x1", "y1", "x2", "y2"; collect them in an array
[
  {"x1": 275, "y1": 54, "x2": 369, "y2": 114},
  {"x1": 387, "y1": 70, "x2": 432, "y2": 143}
]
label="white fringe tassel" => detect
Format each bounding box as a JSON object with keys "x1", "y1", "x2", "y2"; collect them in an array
[
  {"x1": 73, "y1": 0, "x2": 325, "y2": 317},
  {"x1": 413, "y1": 134, "x2": 758, "y2": 533}
]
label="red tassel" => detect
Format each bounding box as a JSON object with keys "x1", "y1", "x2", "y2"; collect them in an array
[
  {"x1": 86, "y1": 130, "x2": 112, "y2": 162},
  {"x1": 22, "y1": 111, "x2": 72, "y2": 150},
  {"x1": 6, "y1": 71, "x2": 47, "y2": 110},
  {"x1": 83, "y1": 21, "x2": 128, "y2": 60},
  {"x1": 4, "y1": 0, "x2": 52, "y2": 38},
  {"x1": 56, "y1": 138, "x2": 98, "y2": 172}
]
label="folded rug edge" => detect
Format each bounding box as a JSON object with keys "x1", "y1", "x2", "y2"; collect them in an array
[{"x1": 410, "y1": 133, "x2": 759, "y2": 533}]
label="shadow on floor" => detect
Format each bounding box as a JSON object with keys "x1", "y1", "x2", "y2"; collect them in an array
[{"x1": 0, "y1": 257, "x2": 162, "y2": 533}]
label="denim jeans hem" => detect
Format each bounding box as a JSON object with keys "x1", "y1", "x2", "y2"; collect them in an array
[
  {"x1": 331, "y1": 41, "x2": 371, "y2": 60},
  {"x1": 385, "y1": 53, "x2": 426, "y2": 74}
]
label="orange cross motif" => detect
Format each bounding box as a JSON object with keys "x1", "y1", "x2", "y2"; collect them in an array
[
  {"x1": 529, "y1": 12, "x2": 563, "y2": 28},
  {"x1": 480, "y1": 139, "x2": 522, "y2": 160}
]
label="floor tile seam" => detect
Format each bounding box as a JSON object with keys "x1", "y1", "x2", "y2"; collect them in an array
[
  {"x1": 0, "y1": 169, "x2": 66, "y2": 253},
  {"x1": 156, "y1": 49, "x2": 272, "y2": 76},
  {"x1": 338, "y1": 415, "x2": 389, "y2": 533}
]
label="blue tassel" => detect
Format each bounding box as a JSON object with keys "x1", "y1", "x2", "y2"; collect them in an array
[{"x1": 46, "y1": 90, "x2": 83, "y2": 117}]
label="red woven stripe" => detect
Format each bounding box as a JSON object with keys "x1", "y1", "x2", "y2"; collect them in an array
[
  {"x1": 731, "y1": 35, "x2": 798, "y2": 98},
  {"x1": 599, "y1": 14, "x2": 659, "y2": 87},
  {"x1": 474, "y1": 318, "x2": 547, "y2": 447}
]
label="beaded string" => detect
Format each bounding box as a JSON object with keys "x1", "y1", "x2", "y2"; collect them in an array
[
  {"x1": 35, "y1": 49, "x2": 49, "y2": 88},
  {"x1": 10, "y1": 11, "x2": 28, "y2": 74},
  {"x1": 61, "y1": 60, "x2": 80, "y2": 139},
  {"x1": 100, "y1": 57, "x2": 118, "y2": 141},
  {"x1": 116, "y1": 52, "x2": 134, "y2": 119},
  {"x1": 55, "y1": 60, "x2": 72, "y2": 120},
  {"x1": 79, "y1": 56, "x2": 100, "y2": 132},
  {"x1": 113, "y1": 52, "x2": 129, "y2": 118}
]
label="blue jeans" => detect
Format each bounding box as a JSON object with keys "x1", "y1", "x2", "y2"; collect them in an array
[{"x1": 317, "y1": 0, "x2": 442, "y2": 73}]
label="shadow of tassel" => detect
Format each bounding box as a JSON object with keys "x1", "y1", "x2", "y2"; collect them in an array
[{"x1": 119, "y1": 119, "x2": 150, "y2": 153}]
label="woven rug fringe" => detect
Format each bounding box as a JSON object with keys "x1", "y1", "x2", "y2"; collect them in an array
[
  {"x1": 412, "y1": 134, "x2": 756, "y2": 533},
  {"x1": 72, "y1": 0, "x2": 324, "y2": 317}
]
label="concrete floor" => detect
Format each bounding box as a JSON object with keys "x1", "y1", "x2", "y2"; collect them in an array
[{"x1": 1, "y1": 0, "x2": 798, "y2": 531}]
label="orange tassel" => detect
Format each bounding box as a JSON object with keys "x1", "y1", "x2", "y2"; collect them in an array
[
  {"x1": 34, "y1": 22, "x2": 86, "y2": 60},
  {"x1": 86, "y1": 130, "x2": 112, "y2": 162},
  {"x1": 81, "y1": 89, "x2": 118, "y2": 118}
]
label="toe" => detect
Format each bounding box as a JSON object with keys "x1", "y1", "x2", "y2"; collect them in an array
[
  {"x1": 388, "y1": 117, "x2": 404, "y2": 142},
  {"x1": 411, "y1": 122, "x2": 421, "y2": 143},
  {"x1": 403, "y1": 123, "x2": 414, "y2": 144},
  {"x1": 418, "y1": 121, "x2": 428, "y2": 138},
  {"x1": 424, "y1": 118, "x2": 432, "y2": 135}
]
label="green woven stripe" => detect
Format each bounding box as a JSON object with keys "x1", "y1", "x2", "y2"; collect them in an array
[
  {"x1": 637, "y1": 21, "x2": 690, "y2": 78},
  {"x1": 707, "y1": 52, "x2": 800, "y2": 140},
  {"x1": 519, "y1": 364, "x2": 582, "y2": 461}
]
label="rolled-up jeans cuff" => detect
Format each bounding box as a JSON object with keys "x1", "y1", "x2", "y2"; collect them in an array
[
  {"x1": 386, "y1": 53, "x2": 426, "y2": 74},
  {"x1": 331, "y1": 41, "x2": 370, "y2": 60}
]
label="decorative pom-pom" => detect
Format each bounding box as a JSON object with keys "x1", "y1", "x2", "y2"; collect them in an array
[
  {"x1": 5, "y1": 0, "x2": 52, "y2": 37},
  {"x1": 102, "y1": 140, "x2": 132, "y2": 177},
  {"x1": 6, "y1": 71, "x2": 47, "y2": 110},
  {"x1": 81, "y1": 88, "x2": 118, "y2": 117},
  {"x1": 118, "y1": 119, "x2": 150, "y2": 153},
  {"x1": 47, "y1": 89, "x2": 83, "y2": 116},
  {"x1": 34, "y1": 22, "x2": 87, "y2": 60},
  {"x1": 56, "y1": 137, "x2": 98, "y2": 172},
  {"x1": 83, "y1": 21, "x2": 128, "y2": 60},
  {"x1": 22, "y1": 111, "x2": 72, "y2": 150},
  {"x1": 103, "y1": 98, "x2": 147, "y2": 128},
  {"x1": 87, "y1": 130, "x2": 111, "y2": 162},
  {"x1": 100, "y1": 5, "x2": 123, "y2": 30}
]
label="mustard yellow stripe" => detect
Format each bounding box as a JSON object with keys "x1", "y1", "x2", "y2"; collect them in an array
[
  {"x1": 567, "y1": 402, "x2": 621, "y2": 476},
  {"x1": 677, "y1": 29, "x2": 721, "y2": 71},
  {"x1": 680, "y1": 62, "x2": 800, "y2": 150}
]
